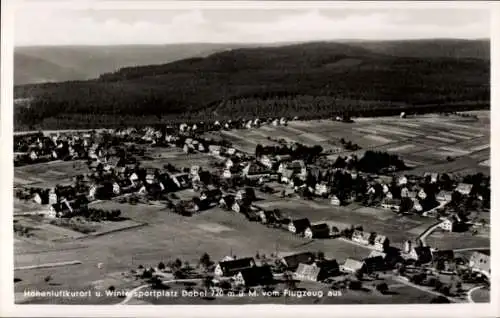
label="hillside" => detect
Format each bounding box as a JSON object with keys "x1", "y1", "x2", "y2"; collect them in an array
[
  {"x1": 14, "y1": 44, "x2": 250, "y2": 85},
  {"x1": 346, "y1": 39, "x2": 490, "y2": 60},
  {"x1": 14, "y1": 40, "x2": 490, "y2": 130}
]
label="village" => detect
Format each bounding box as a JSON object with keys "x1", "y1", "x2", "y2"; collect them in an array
[{"x1": 13, "y1": 112, "x2": 491, "y2": 304}]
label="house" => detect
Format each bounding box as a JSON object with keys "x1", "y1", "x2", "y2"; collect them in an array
[
  {"x1": 368, "y1": 250, "x2": 387, "y2": 259},
  {"x1": 242, "y1": 163, "x2": 270, "y2": 179},
  {"x1": 409, "y1": 246, "x2": 433, "y2": 264},
  {"x1": 33, "y1": 193, "x2": 43, "y2": 205},
  {"x1": 29, "y1": 150, "x2": 38, "y2": 161},
  {"x1": 279, "y1": 117, "x2": 287, "y2": 125},
  {"x1": 304, "y1": 223, "x2": 330, "y2": 239},
  {"x1": 280, "y1": 252, "x2": 315, "y2": 270},
  {"x1": 257, "y1": 210, "x2": 278, "y2": 224},
  {"x1": 398, "y1": 175, "x2": 408, "y2": 186},
  {"x1": 112, "y1": 182, "x2": 121, "y2": 195},
  {"x1": 400, "y1": 187, "x2": 410, "y2": 198},
  {"x1": 352, "y1": 230, "x2": 371, "y2": 245},
  {"x1": 418, "y1": 189, "x2": 427, "y2": 200},
  {"x1": 225, "y1": 159, "x2": 234, "y2": 169},
  {"x1": 200, "y1": 187, "x2": 222, "y2": 203},
  {"x1": 439, "y1": 218, "x2": 454, "y2": 232},
  {"x1": 412, "y1": 198, "x2": 423, "y2": 212},
  {"x1": 190, "y1": 165, "x2": 201, "y2": 176},
  {"x1": 171, "y1": 173, "x2": 191, "y2": 190},
  {"x1": 48, "y1": 199, "x2": 74, "y2": 218},
  {"x1": 294, "y1": 263, "x2": 322, "y2": 282},
  {"x1": 340, "y1": 258, "x2": 365, "y2": 273},
  {"x1": 382, "y1": 184, "x2": 389, "y2": 194},
  {"x1": 208, "y1": 145, "x2": 222, "y2": 156},
  {"x1": 288, "y1": 218, "x2": 311, "y2": 235},
  {"x1": 280, "y1": 169, "x2": 295, "y2": 184},
  {"x1": 424, "y1": 172, "x2": 439, "y2": 183},
  {"x1": 436, "y1": 190, "x2": 453, "y2": 204},
  {"x1": 330, "y1": 195, "x2": 342, "y2": 206},
  {"x1": 214, "y1": 257, "x2": 256, "y2": 277},
  {"x1": 431, "y1": 250, "x2": 455, "y2": 271},
  {"x1": 259, "y1": 155, "x2": 274, "y2": 169},
  {"x1": 386, "y1": 191, "x2": 394, "y2": 199},
  {"x1": 118, "y1": 179, "x2": 135, "y2": 194},
  {"x1": 363, "y1": 256, "x2": 386, "y2": 273},
  {"x1": 233, "y1": 265, "x2": 273, "y2": 287},
  {"x1": 314, "y1": 183, "x2": 330, "y2": 197},
  {"x1": 231, "y1": 200, "x2": 250, "y2": 213},
  {"x1": 366, "y1": 186, "x2": 376, "y2": 195},
  {"x1": 373, "y1": 234, "x2": 390, "y2": 252},
  {"x1": 129, "y1": 172, "x2": 139, "y2": 184},
  {"x1": 468, "y1": 251, "x2": 490, "y2": 274},
  {"x1": 219, "y1": 195, "x2": 236, "y2": 210},
  {"x1": 439, "y1": 215, "x2": 465, "y2": 232},
  {"x1": 272, "y1": 119, "x2": 279, "y2": 126},
  {"x1": 402, "y1": 240, "x2": 413, "y2": 254},
  {"x1": 222, "y1": 169, "x2": 232, "y2": 179},
  {"x1": 235, "y1": 188, "x2": 256, "y2": 202},
  {"x1": 227, "y1": 148, "x2": 236, "y2": 156},
  {"x1": 381, "y1": 198, "x2": 401, "y2": 212},
  {"x1": 456, "y1": 183, "x2": 473, "y2": 196}
]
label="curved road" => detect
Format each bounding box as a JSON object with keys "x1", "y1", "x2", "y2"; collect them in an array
[{"x1": 467, "y1": 285, "x2": 485, "y2": 303}]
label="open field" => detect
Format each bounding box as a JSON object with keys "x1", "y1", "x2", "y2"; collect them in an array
[
  {"x1": 254, "y1": 198, "x2": 435, "y2": 245},
  {"x1": 15, "y1": 160, "x2": 90, "y2": 188},
  {"x1": 470, "y1": 287, "x2": 490, "y2": 303},
  {"x1": 424, "y1": 229, "x2": 490, "y2": 250}
]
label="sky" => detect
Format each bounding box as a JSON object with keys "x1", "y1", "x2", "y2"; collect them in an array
[{"x1": 14, "y1": 3, "x2": 491, "y2": 46}]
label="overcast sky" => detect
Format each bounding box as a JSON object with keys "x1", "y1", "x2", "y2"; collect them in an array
[{"x1": 14, "y1": 4, "x2": 491, "y2": 46}]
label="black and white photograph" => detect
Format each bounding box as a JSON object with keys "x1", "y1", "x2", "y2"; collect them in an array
[{"x1": 1, "y1": 0, "x2": 497, "y2": 315}]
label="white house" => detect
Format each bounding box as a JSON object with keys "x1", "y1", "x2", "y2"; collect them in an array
[
  {"x1": 436, "y1": 190, "x2": 453, "y2": 204},
  {"x1": 373, "y1": 235, "x2": 389, "y2": 252},
  {"x1": 129, "y1": 173, "x2": 139, "y2": 184},
  {"x1": 208, "y1": 145, "x2": 222, "y2": 156},
  {"x1": 400, "y1": 187, "x2": 410, "y2": 198},
  {"x1": 190, "y1": 165, "x2": 201, "y2": 176},
  {"x1": 412, "y1": 198, "x2": 423, "y2": 212},
  {"x1": 418, "y1": 189, "x2": 427, "y2": 200},
  {"x1": 456, "y1": 183, "x2": 473, "y2": 196},
  {"x1": 439, "y1": 219, "x2": 454, "y2": 232},
  {"x1": 386, "y1": 191, "x2": 393, "y2": 199},
  {"x1": 314, "y1": 183, "x2": 330, "y2": 197},
  {"x1": 330, "y1": 195, "x2": 341, "y2": 206},
  {"x1": 222, "y1": 169, "x2": 232, "y2": 179},
  {"x1": 225, "y1": 159, "x2": 234, "y2": 169},
  {"x1": 112, "y1": 182, "x2": 121, "y2": 195},
  {"x1": 398, "y1": 176, "x2": 408, "y2": 186},
  {"x1": 259, "y1": 156, "x2": 273, "y2": 169},
  {"x1": 48, "y1": 190, "x2": 58, "y2": 205},
  {"x1": 33, "y1": 193, "x2": 43, "y2": 205},
  {"x1": 29, "y1": 150, "x2": 38, "y2": 161},
  {"x1": 367, "y1": 186, "x2": 376, "y2": 195},
  {"x1": 272, "y1": 119, "x2": 279, "y2": 126},
  {"x1": 382, "y1": 184, "x2": 389, "y2": 194}
]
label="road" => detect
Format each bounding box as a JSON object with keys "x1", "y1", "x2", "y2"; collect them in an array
[
  {"x1": 467, "y1": 285, "x2": 485, "y2": 303},
  {"x1": 416, "y1": 220, "x2": 445, "y2": 247}
]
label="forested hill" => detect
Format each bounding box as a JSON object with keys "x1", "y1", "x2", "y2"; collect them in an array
[
  {"x1": 15, "y1": 40, "x2": 490, "y2": 130},
  {"x1": 14, "y1": 43, "x2": 251, "y2": 85}
]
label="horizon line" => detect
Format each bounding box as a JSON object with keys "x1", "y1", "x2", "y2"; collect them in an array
[{"x1": 14, "y1": 37, "x2": 491, "y2": 48}]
